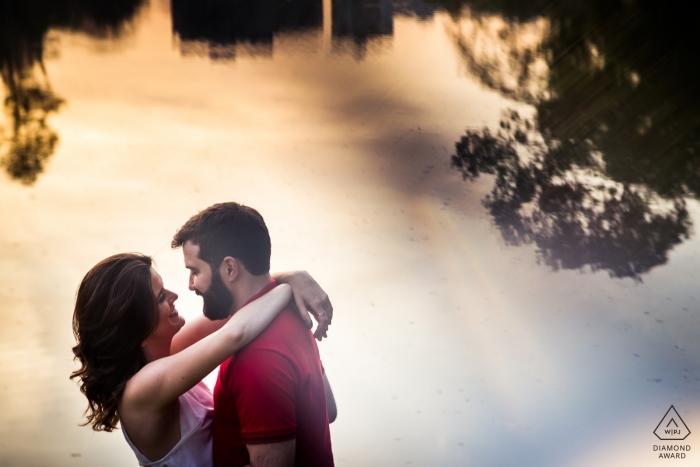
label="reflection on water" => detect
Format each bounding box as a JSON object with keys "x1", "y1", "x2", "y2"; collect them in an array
[
  {"x1": 0, "y1": 0, "x2": 441, "y2": 186},
  {"x1": 0, "y1": 65, "x2": 63, "y2": 185},
  {"x1": 2, "y1": 1, "x2": 700, "y2": 466},
  {"x1": 447, "y1": 11, "x2": 549, "y2": 104},
  {"x1": 172, "y1": 0, "x2": 323, "y2": 59},
  {"x1": 172, "y1": 0, "x2": 436, "y2": 60},
  {"x1": 447, "y1": 0, "x2": 700, "y2": 278},
  {"x1": 331, "y1": 0, "x2": 394, "y2": 57},
  {"x1": 0, "y1": 0, "x2": 145, "y2": 185},
  {"x1": 451, "y1": 111, "x2": 691, "y2": 279}
]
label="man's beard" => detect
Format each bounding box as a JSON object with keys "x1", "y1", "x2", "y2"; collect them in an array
[{"x1": 197, "y1": 270, "x2": 234, "y2": 320}]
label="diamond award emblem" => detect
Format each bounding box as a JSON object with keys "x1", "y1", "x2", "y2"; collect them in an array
[{"x1": 654, "y1": 406, "x2": 691, "y2": 440}]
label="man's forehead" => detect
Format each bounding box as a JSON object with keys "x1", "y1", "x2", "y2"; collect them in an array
[
  {"x1": 182, "y1": 241, "x2": 203, "y2": 263},
  {"x1": 183, "y1": 240, "x2": 198, "y2": 252}
]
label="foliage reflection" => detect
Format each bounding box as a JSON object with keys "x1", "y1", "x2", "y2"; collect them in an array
[
  {"x1": 446, "y1": 0, "x2": 699, "y2": 278},
  {"x1": 452, "y1": 112, "x2": 690, "y2": 279},
  {"x1": 0, "y1": 0, "x2": 145, "y2": 185}
]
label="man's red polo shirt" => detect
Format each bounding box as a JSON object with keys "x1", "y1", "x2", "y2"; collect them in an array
[{"x1": 213, "y1": 280, "x2": 334, "y2": 467}]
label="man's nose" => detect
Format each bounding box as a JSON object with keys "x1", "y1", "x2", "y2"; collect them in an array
[{"x1": 188, "y1": 275, "x2": 195, "y2": 291}]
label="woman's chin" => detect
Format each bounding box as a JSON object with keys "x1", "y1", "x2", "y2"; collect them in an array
[{"x1": 170, "y1": 313, "x2": 186, "y2": 330}]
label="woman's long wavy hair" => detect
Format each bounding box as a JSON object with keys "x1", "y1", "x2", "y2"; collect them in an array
[{"x1": 70, "y1": 253, "x2": 160, "y2": 431}]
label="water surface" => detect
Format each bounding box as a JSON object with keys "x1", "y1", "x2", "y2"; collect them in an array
[{"x1": 1, "y1": 1, "x2": 699, "y2": 466}]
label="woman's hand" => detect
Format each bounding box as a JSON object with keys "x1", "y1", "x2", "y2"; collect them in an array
[{"x1": 273, "y1": 271, "x2": 333, "y2": 340}]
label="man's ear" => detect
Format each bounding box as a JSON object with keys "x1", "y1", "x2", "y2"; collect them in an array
[{"x1": 220, "y1": 256, "x2": 239, "y2": 283}]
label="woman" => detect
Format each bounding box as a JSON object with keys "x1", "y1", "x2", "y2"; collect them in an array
[{"x1": 71, "y1": 253, "x2": 333, "y2": 466}]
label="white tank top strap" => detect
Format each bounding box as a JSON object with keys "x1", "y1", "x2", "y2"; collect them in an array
[{"x1": 123, "y1": 382, "x2": 214, "y2": 467}]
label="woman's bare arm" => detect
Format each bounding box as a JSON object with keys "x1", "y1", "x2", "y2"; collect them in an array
[
  {"x1": 273, "y1": 271, "x2": 333, "y2": 340},
  {"x1": 122, "y1": 284, "x2": 292, "y2": 411},
  {"x1": 170, "y1": 313, "x2": 230, "y2": 355},
  {"x1": 171, "y1": 271, "x2": 333, "y2": 354}
]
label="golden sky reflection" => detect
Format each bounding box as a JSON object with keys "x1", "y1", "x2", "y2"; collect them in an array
[{"x1": 1, "y1": 2, "x2": 699, "y2": 466}]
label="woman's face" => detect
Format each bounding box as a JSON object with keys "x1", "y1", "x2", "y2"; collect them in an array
[{"x1": 148, "y1": 268, "x2": 185, "y2": 341}]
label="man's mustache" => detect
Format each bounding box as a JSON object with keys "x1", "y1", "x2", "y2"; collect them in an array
[{"x1": 195, "y1": 289, "x2": 203, "y2": 296}]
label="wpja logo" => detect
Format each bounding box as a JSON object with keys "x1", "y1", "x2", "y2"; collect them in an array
[{"x1": 653, "y1": 405, "x2": 691, "y2": 459}]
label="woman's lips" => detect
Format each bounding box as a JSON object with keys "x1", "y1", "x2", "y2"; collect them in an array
[{"x1": 169, "y1": 309, "x2": 178, "y2": 318}]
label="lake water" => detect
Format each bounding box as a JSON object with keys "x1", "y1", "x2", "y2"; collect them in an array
[{"x1": 1, "y1": 0, "x2": 699, "y2": 466}]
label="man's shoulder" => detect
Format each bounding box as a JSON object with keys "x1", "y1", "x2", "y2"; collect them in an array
[
  {"x1": 219, "y1": 309, "x2": 306, "y2": 388},
  {"x1": 244, "y1": 306, "x2": 307, "y2": 349},
  {"x1": 224, "y1": 308, "x2": 309, "y2": 371}
]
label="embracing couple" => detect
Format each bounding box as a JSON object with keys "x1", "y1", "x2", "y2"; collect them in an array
[{"x1": 71, "y1": 202, "x2": 336, "y2": 467}]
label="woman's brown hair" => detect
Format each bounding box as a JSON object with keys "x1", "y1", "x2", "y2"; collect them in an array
[{"x1": 70, "y1": 253, "x2": 159, "y2": 431}]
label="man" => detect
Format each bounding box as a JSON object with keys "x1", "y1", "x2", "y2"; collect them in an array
[{"x1": 171, "y1": 202, "x2": 336, "y2": 467}]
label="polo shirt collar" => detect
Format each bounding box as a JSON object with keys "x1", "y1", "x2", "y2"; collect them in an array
[{"x1": 242, "y1": 279, "x2": 277, "y2": 308}]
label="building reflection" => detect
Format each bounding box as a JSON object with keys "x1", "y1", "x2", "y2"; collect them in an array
[
  {"x1": 331, "y1": 0, "x2": 393, "y2": 57},
  {"x1": 446, "y1": 0, "x2": 700, "y2": 279},
  {"x1": 0, "y1": 0, "x2": 146, "y2": 185},
  {"x1": 172, "y1": 0, "x2": 324, "y2": 59},
  {"x1": 171, "y1": 0, "x2": 434, "y2": 60}
]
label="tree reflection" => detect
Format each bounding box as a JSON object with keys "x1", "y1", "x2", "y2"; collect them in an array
[
  {"x1": 452, "y1": 112, "x2": 690, "y2": 279},
  {"x1": 442, "y1": 0, "x2": 700, "y2": 278},
  {"x1": 0, "y1": 70, "x2": 64, "y2": 185},
  {"x1": 0, "y1": 0, "x2": 145, "y2": 185}
]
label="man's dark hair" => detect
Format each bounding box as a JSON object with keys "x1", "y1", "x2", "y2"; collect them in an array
[{"x1": 171, "y1": 202, "x2": 271, "y2": 275}]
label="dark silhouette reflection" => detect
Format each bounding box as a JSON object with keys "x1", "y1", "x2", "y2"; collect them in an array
[
  {"x1": 393, "y1": 0, "x2": 435, "y2": 19},
  {"x1": 0, "y1": 72, "x2": 64, "y2": 185},
  {"x1": 0, "y1": 0, "x2": 145, "y2": 185},
  {"x1": 443, "y1": 0, "x2": 700, "y2": 278},
  {"x1": 452, "y1": 112, "x2": 690, "y2": 279},
  {"x1": 172, "y1": 0, "x2": 323, "y2": 59},
  {"x1": 171, "y1": 0, "x2": 435, "y2": 60},
  {"x1": 331, "y1": 0, "x2": 439, "y2": 57},
  {"x1": 332, "y1": 0, "x2": 393, "y2": 57}
]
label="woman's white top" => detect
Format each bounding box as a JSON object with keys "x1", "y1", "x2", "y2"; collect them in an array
[{"x1": 123, "y1": 382, "x2": 214, "y2": 467}]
